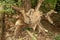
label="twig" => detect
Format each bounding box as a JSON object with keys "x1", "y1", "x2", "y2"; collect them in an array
[
  {"x1": 35, "y1": 0, "x2": 44, "y2": 11},
  {"x1": 26, "y1": 30, "x2": 37, "y2": 40},
  {"x1": 45, "y1": 10, "x2": 57, "y2": 25}
]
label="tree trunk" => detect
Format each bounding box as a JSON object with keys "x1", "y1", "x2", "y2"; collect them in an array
[{"x1": 1, "y1": 13, "x2": 5, "y2": 40}]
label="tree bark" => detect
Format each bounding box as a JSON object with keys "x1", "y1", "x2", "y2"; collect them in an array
[{"x1": 1, "y1": 13, "x2": 5, "y2": 40}]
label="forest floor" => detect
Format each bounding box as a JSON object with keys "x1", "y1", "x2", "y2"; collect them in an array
[{"x1": 0, "y1": 13, "x2": 60, "y2": 40}]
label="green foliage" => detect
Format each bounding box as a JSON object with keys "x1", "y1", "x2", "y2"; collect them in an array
[
  {"x1": 45, "y1": 0, "x2": 57, "y2": 8},
  {"x1": 17, "y1": 0, "x2": 22, "y2": 7},
  {"x1": 0, "y1": 3, "x2": 4, "y2": 13},
  {"x1": 40, "y1": 0, "x2": 57, "y2": 13},
  {"x1": 0, "y1": 0, "x2": 58, "y2": 13},
  {"x1": 31, "y1": 0, "x2": 38, "y2": 8},
  {"x1": 55, "y1": 35, "x2": 60, "y2": 40},
  {"x1": 55, "y1": 0, "x2": 60, "y2": 12},
  {"x1": 0, "y1": 0, "x2": 22, "y2": 13}
]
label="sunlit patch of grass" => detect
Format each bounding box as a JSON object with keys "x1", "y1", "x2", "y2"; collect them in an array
[{"x1": 54, "y1": 35, "x2": 60, "y2": 40}]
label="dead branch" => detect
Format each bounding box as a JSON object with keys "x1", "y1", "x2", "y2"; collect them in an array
[
  {"x1": 11, "y1": 5, "x2": 30, "y2": 24},
  {"x1": 46, "y1": 10, "x2": 57, "y2": 15},
  {"x1": 26, "y1": 30, "x2": 37, "y2": 40},
  {"x1": 45, "y1": 10, "x2": 57, "y2": 25},
  {"x1": 11, "y1": 5, "x2": 21, "y2": 12},
  {"x1": 22, "y1": 0, "x2": 31, "y2": 12},
  {"x1": 35, "y1": 0, "x2": 44, "y2": 11},
  {"x1": 38, "y1": 23, "x2": 48, "y2": 33},
  {"x1": 11, "y1": 5, "x2": 47, "y2": 32},
  {"x1": 11, "y1": 0, "x2": 50, "y2": 37}
]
